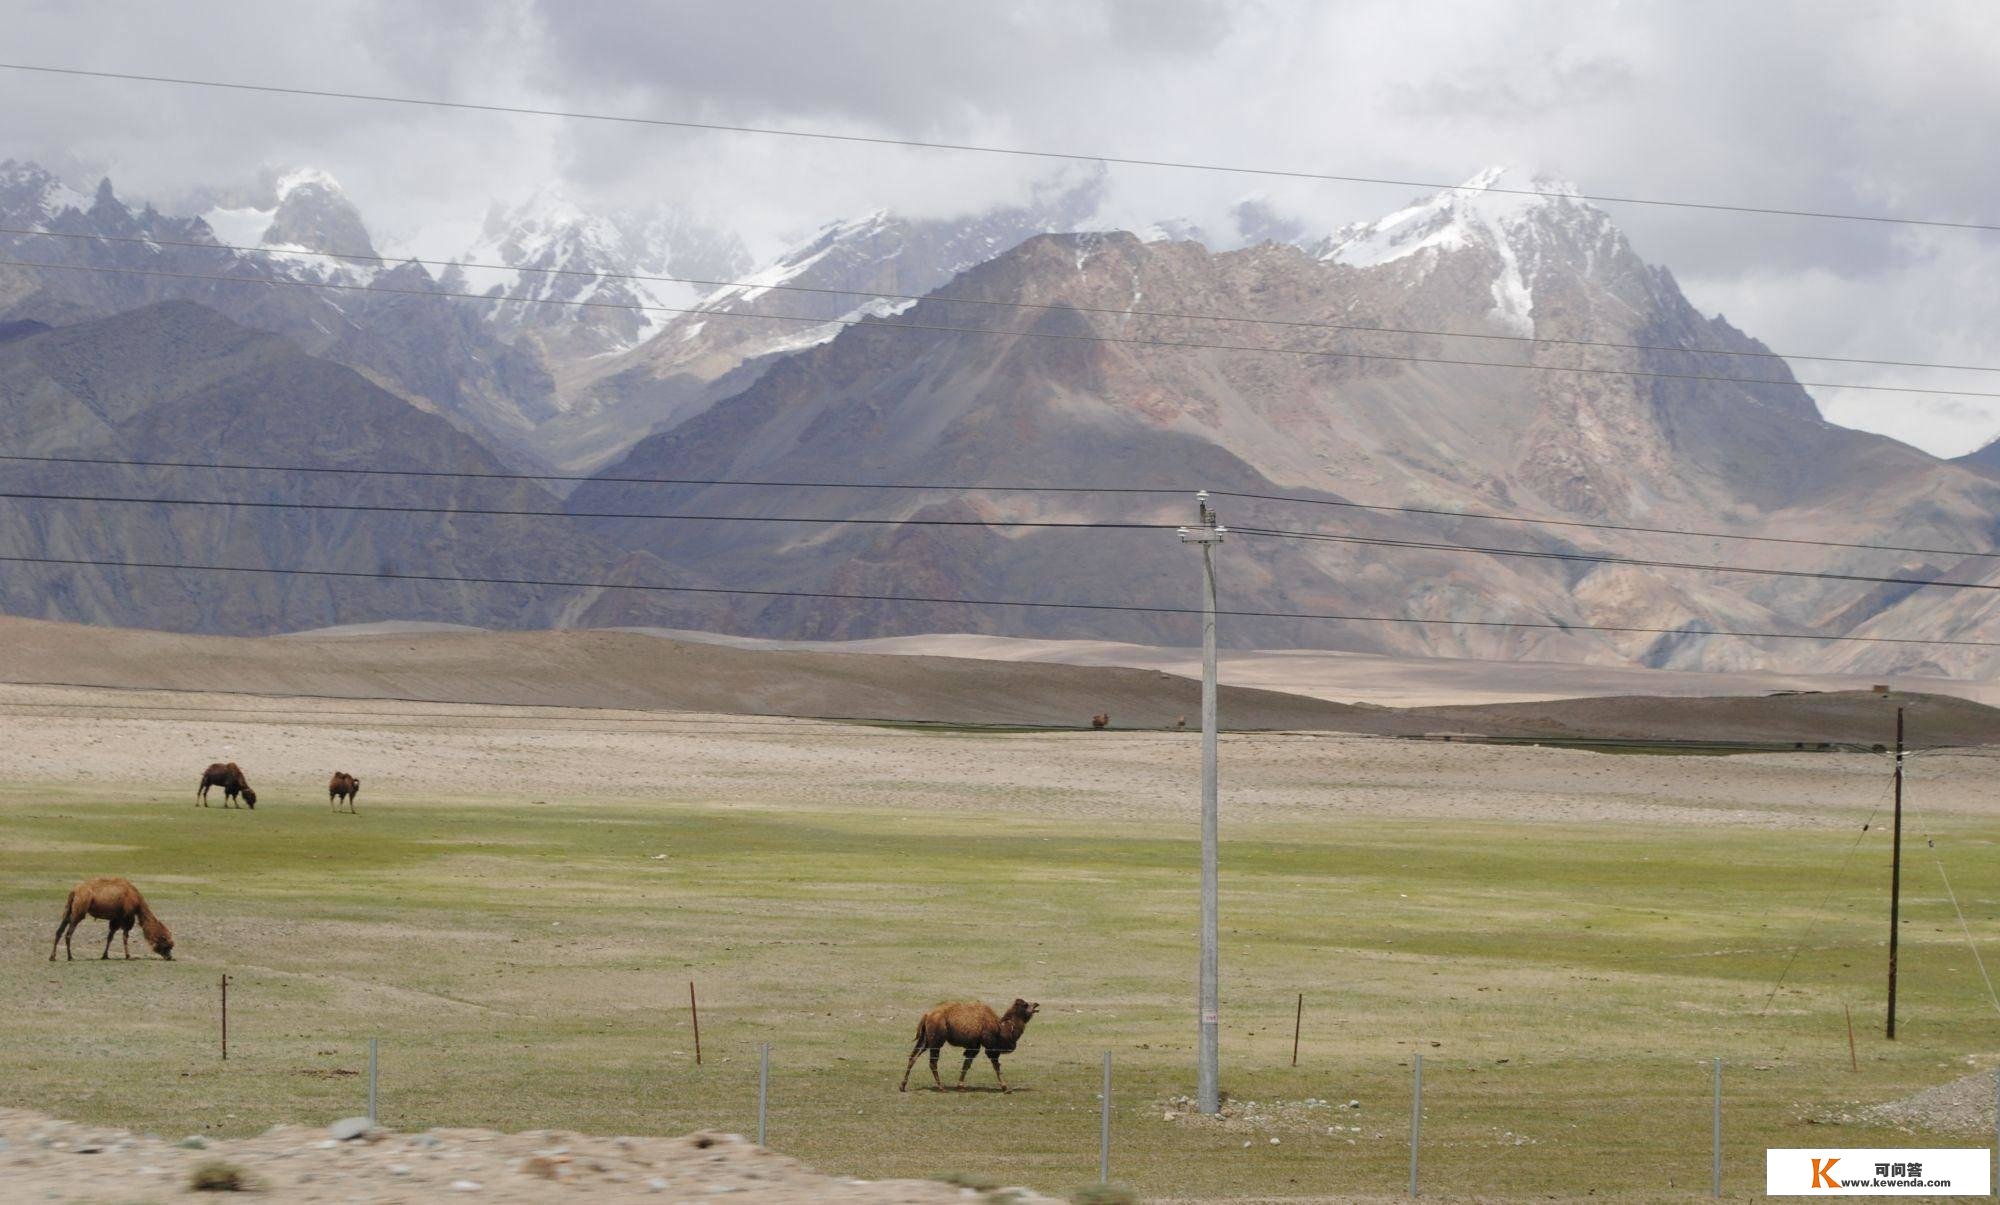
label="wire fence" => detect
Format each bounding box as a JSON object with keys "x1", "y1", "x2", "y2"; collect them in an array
[{"x1": 178, "y1": 1005, "x2": 2000, "y2": 1201}]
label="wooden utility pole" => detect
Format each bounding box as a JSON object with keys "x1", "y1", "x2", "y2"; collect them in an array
[
  {"x1": 1292, "y1": 993, "x2": 1303, "y2": 1067},
  {"x1": 1887, "y1": 707, "x2": 1905, "y2": 1040},
  {"x1": 690, "y1": 981, "x2": 702, "y2": 1066}
]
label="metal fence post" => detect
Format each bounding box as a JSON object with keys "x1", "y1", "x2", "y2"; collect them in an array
[
  {"x1": 1100, "y1": 1051, "x2": 1113, "y2": 1183},
  {"x1": 758, "y1": 1043, "x2": 770, "y2": 1147},
  {"x1": 1712, "y1": 1057, "x2": 1722, "y2": 1198},
  {"x1": 368, "y1": 1038, "x2": 379, "y2": 1126},
  {"x1": 1409, "y1": 1053, "x2": 1422, "y2": 1197}
]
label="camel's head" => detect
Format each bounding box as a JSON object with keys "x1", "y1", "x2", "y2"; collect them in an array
[
  {"x1": 240, "y1": 788, "x2": 257, "y2": 809},
  {"x1": 147, "y1": 924, "x2": 174, "y2": 960},
  {"x1": 1009, "y1": 998, "x2": 1040, "y2": 1025}
]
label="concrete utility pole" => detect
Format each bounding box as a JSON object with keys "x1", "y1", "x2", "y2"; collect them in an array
[
  {"x1": 1887, "y1": 706, "x2": 1905, "y2": 1040},
  {"x1": 1179, "y1": 490, "x2": 1226, "y2": 1114}
]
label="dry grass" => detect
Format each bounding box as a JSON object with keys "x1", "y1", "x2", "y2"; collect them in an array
[{"x1": 2, "y1": 686, "x2": 1997, "y2": 1200}]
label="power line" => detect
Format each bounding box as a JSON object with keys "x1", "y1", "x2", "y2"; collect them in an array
[
  {"x1": 1756, "y1": 777, "x2": 1890, "y2": 1019},
  {"x1": 4, "y1": 61, "x2": 1996, "y2": 234},
  {"x1": 0, "y1": 489, "x2": 1173, "y2": 531},
  {"x1": 13, "y1": 223, "x2": 1998, "y2": 379},
  {"x1": 15, "y1": 451, "x2": 2000, "y2": 564},
  {"x1": 6, "y1": 549, "x2": 1999, "y2": 648},
  {"x1": 1214, "y1": 490, "x2": 2000, "y2": 562},
  {"x1": 18, "y1": 488, "x2": 2000, "y2": 595},
  {"x1": 0, "y1": 452, "x2": 1175, "y2": 496},
  {"x1": 1236, "y1": 526, "x2": 2000, "y2": 593},
  {"x1": 1889, "y1": 769, "x2": 2000, "y2": 1019},
  {"x1": 18, "y1": 491, "x2": 2000, "y2": 590},
  {"x1": 10, "y1": 256, "x2": 1995, "y2": 402}
]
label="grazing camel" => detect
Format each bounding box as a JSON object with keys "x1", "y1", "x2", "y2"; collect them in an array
[
  {"x1": 899, "y1": 998, "x2": 1039, "y2": 1092},
  {"x1": 1175, "y1": 716, "x2": 1187, "y2": 730},
  {"x1": 328, "y1": 771, "x2": 360, "y2": 813},
  {"x1": 1090, "y1": 713, "x2": 1110, "y2": 730},
  {"x1": 50, "y1": 877, "x2": 173, "y2": 961},
  {"x1": 197, "y1": 762, "x2": 255, "y2": 809}
]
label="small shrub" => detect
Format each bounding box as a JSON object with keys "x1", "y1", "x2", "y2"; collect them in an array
[
  {"x1": 1071, "y1": 1184, "x2": 1140, "y2": 1205},
  {"x1": 189, "y1": 1160, "x2": 247, "y2": 1191}
]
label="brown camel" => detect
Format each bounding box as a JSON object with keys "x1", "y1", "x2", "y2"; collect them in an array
[
  {"x1": 1090, "y1": 713, "x2": 1109, "y2": 730},
  {"x1": 328, "y1": 771, "x2": 361, "y2": 813},
  {"x1": 196, "y1": 762, "x2": 255, "y2": 809},
  {"x1": 50, "y1": 876, "x2": 174, "y2": 961},
  {"x1": 899, "y1": 998, "x2": 1039, "y2": 1092}
]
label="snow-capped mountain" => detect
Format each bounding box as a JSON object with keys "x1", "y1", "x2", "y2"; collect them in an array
[
  {"x1": 190, "y1": 167, "x2": 382, "y2": 288},
  {"x1": 17, "y1": 156, "x2": 2000, "y2": 678},
  {"x1": 545, "y1": 171, "x2": 1110, "y2": 471},
  {"x1": 0, "y1": 160, "x2": 89, "y2": 226},
  {"x1": 1311, "y1": 166, "x2": 1624, "y2": 337},
  {"x1": 562, "y1": 172, "x2": 2000, "y2": 675},
  {"x1": 460, "y1": 189, "x2": 751, "y2": 360}
]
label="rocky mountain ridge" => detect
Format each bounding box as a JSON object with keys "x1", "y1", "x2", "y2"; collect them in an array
[{"x1": 4, "y1": 160, "x2": 2000, "y2": 677}]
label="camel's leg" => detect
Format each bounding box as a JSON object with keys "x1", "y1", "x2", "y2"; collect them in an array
[
  {"x1": 50, "y1": 910, "x2": 74, "y2": 961},
  {"x1": 101, "y1": 922, "x2": 116, "y2": 960},
  {"x1": 956, "y1": 1047, "x2": 978, "y2": 1090},
  {"x1": 987, "y1": 1050, "x2": 1009, "y2": 1093},
  {"x1": 929, "y1": 1046, "x2": 944, "y2": 1091},
  {"x1": 900, "y1": 1039, "x2": 925, "y2": 1092},
  {"x1": 120, "y1": 921, "x2": 132, "y2": 960}
]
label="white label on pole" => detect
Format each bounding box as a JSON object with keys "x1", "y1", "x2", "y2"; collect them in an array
[{"x1": 1766, "y1": 1149, "x2": 1990, "y2": 1195}]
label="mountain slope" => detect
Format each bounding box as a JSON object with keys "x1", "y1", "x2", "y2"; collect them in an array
[
  {"x1": 543, "y1": 173, "x2": 1109, "y2": 472},
  {"x1": 566, "y1": 173, "x2": 2000, "y2": 673},
  {"x1": 0, "y1": 301, "x2": 722, "y2": 634}
]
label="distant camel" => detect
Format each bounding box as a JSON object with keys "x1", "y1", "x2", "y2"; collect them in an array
[
  {"x1": 328, "y1": 771, "x2": 360, "y2": 813},
  {"x1": 196, "y1": 762, "x2": 255, "y2": 809},
  {"x1": 50, "y1": 876, "x2": 174, "y2": 961},
  {"x1": 1176, "y1": 716, "x2": 1187, "y2": 730},
  {"x1": 899, "y1": 998, "x2": 1039, "y2": 1092},
  {"x1": 1091, "y1": 713, "x2": 1109, "y2": 730}
]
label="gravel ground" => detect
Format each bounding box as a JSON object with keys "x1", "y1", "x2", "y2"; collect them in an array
[
  {"x1": 1852, "y1": 1069, "x2": 2000, "y2": 1135},
  {"x1": 2, "y1": 680, "x2": 1976, "y2": 829},
  {"x1": 0, "y1": 1108, "x2": 1060, "y2": 1202}
]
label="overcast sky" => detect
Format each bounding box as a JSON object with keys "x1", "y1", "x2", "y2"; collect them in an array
[{"x1": 3, "y1": 0, "x2": 1998, "y2": 454}]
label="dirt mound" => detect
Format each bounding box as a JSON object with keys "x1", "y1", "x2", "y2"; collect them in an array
[
  {"x1": 0, "y1": 615, "x2": 1368, "y2": 731},
  {"x1": 0, "y1": 1108, "x2": 1058, "y2": 1202},
  {"x1": 4, "y1": 615, "x2": 1995, "y2": 746},
  {"x1": 1412, "y1": 691, "x2": 2000, "y2": 746}
]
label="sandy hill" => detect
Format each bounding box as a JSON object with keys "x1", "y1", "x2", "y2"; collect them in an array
[
  {"x1": 0, "y1": 616, "x2": 1373, "y2": 731},
  {"x1": 5, "y1": 617, "x2": 1997, "y2": 748}
]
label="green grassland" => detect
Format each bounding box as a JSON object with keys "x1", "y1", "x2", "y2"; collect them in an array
[{"x1": 2, "y1": 771, "x2": 1995, "y2": 1201}]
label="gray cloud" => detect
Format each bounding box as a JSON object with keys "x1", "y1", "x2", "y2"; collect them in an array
[{"x1": 1, "y1": 0, "x2": 1996, "y2": 451}]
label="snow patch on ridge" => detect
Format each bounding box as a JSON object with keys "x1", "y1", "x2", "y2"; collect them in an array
[
  {"x1": 275, "y1": 166, "x2": 344, "y2": 199},
  {"x1": 1318, "y1": 166, "x2": 1599, "y2": 336}
]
